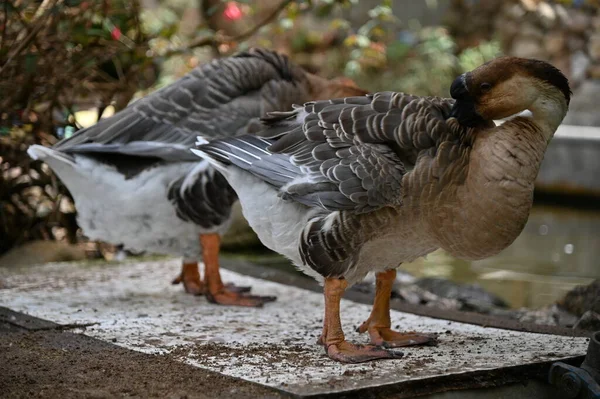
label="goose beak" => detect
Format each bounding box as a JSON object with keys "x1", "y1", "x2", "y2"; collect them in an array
[
  {"x1": 449, "y1": 100, "x2": 486, "y2": 128},
  {"x1": 450, "y1": 73, "x2": 469, "y2": 100},
  {"x1": 449, "y1": 73, "x2": 486, "y2": 127}
]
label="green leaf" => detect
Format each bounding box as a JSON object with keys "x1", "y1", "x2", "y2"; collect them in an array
[
  {"x1": 386, "y1": 41, "x2": 410, "y2": 61},
  {"x1": 25, "y1": 54, "x2": 38, "y2": 74}
]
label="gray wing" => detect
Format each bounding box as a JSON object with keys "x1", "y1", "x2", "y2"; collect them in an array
[
  {"x1": 199, "y1": 92, "x2": 456, "y2": 213},
  {"x1": 54, "y1": 48, "x2": 310, "y2": 161}
]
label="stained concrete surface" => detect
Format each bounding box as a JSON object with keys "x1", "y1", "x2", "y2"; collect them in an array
[{"x1": 0, "y1": 259, "x2": 590, "y2": 397}]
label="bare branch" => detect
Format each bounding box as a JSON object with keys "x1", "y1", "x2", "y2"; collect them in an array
[{"x1": 0, "y1": 0, "x2": 60, "y2": 76}]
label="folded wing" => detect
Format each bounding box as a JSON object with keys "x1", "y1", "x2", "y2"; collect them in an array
[
  {"x1": 198, "y1": 91, "x2": 457, "y2": 213},
  {"x1": 55, "y1": 48, "x2": 311, "y2": 161}
]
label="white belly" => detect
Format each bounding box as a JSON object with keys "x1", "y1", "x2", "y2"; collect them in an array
[
  {"x1": 55, "y1": 156, "x2": 229, "y2": 258},
  {"x1": 226, "y1": 169, "x2": 326, "y2": 280}
]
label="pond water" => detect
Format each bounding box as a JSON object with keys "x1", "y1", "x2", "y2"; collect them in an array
[{"x1": 226, "y1": 204, "x2": 600, "y2": 309}]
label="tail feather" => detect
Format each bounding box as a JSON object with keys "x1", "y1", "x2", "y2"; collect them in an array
[
  {"x1": 27, "y1": 145, "x2": 75, "y2": 166},
  {"x1": 193, "y1": 135, "x2": 272, "y2": 168},
  {"x1": 191, "y1": 135, "x2": 301, "y2": 189}
]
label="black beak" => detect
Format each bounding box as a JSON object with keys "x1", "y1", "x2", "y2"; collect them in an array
[
  {"x1": 448, "y1": 73, "x2": 486, "y2": 127},
  {"x1": 450, "y1": 73, "x2": 469, "y2": 100}
]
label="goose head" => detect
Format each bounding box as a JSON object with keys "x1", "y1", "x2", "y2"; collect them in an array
[{"x1": 450, "y1": 57, "x2": 571, "y2": 129}]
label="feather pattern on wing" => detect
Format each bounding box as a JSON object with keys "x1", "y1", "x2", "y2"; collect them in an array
[
  {"x1": 200, "y1": 92, "x2": 457, "y2": 214},
  {"x1": 54, "y1": 48, "x2": 311, "y2": 161}
]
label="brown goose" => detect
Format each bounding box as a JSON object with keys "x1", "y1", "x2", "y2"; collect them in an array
[
  {"x1": 193, "y1": 57, "x2": 571, "y2": 361},
  {"x1": 27, "y1": 48, "x2": 367, "y2": 307}
]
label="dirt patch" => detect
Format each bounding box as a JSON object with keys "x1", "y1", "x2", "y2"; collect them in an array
[{"x1": 0, "y1": 327, "x2": 286, "y2": 399}]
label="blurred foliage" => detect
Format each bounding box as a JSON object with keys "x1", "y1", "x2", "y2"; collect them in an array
[
  {"x1": 242, "y1": 0, "x2": 501, "y2": 96},
  {"x1": 0, "y1": 0, "x2": 503, "y2": 256},
  {"x1": 0, "y1": 0, "x2": 157, "y2": 255}
]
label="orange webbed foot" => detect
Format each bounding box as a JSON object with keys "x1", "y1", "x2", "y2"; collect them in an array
[
  {"x1": 356, "y1": 322, "x2": 437, "y2": 348},
  {"x1": 206, "y1": 287, "x2": 277, "y2": 308},
  {"x1": 326, "y1": 340, "x2": 404, "y2": 363}
]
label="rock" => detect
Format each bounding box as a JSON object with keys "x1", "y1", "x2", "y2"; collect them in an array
[
  {"x1": 504, "y1": 4, "x2": 527, "y2": 19},
  {"x1": 488, "y1": 307, "x2": 524, "y2": 320},
  {"x1": 414, "y1": 277, "x2": 509, "y2": 309},
  {"x1": 556, "y1": 306, "x2": 581, "y2": 328},
  {"x1": 554, "y1": 4, "x2": 571, "y2": 26},
  {"x1": 518, "y1": 306, "x2": 558, "y2": 325},
  {"x1": 495, "y1": 19, "x2": 520, "y2": 45},
  {"x1": 568, "y1": 36, "x2": 586, "y2": 52},
  {"x1": 0, "y1": 240, "x2": 87, "y2": 268},
  {"x1": 393, "y1": 285, "x2": 427, "y2": 305},
  {"x1": 587, "y1": 63, "x2": 600, "y2": 79},
  {"x1": 389, "y1": 282, "x2": 463, "y2": 310},
  {"x1": 574, "y1": 311, "x2": 600, "y2": 331},
  {"x1": 593, "y1": 16, "x2": 600, "y2": 31},
  {"x1": 536, "y1": 2, "x2": 557, "y2": 29},
  {"x1": 511, "y1": 37, "x2": 547, "y2": 59},
  {"x1": 567, "y1": 10, "x2": 591, "y2": 34},
  {"x1": 485, "y1": 304, "x2": 580, "y2": 328},
  {"x1": 557, "y1": 280, "x2": 600, "y2": 317},
  {"x1": 520, "y1": 22, "x2": 545, "y2": 40},
  {"x1": 588, "y1": 33, "x2": 600, "y2": 62},
  {"x1": 544, "y1": 31, "x2": 566, "y2": 56},
  {"x1": 520, "y1": 0, "x2": 539, "y2": 13},
  {"x1": 571, "y1": 51, "x2": 591, "y2": 84}
]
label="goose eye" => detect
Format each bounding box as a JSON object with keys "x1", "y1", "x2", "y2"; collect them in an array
[{"x1": 480, "y1": 82, "x2": 492, "y2": 93}]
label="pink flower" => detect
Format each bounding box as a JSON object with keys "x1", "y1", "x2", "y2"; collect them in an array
[
  {"x1": 223, "y1": 2, "x2": 243, "y2": 21},
  {"x1": 111, "y1": 27, "x2": 122, "y2": 41}
]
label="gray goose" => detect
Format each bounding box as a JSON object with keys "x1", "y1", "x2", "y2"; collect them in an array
[
  {"x1": 193, "y1": 56, "x2": 571, "y2": 361},
  {"x1": 27, "y1": 48, "x2": 367, "y2": 307}
]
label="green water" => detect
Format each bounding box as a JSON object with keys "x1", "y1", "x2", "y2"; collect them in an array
[{"x1": 225, "y1": 205, "x2": 600, "y2": 309}]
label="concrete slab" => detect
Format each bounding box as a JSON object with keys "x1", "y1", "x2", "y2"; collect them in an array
[
  {"x1": 537, "y1": 124, "x2": 600, "y2": 196},
  {"x1": 0, "y1": 259, "x2": 589, "y2": 396}
]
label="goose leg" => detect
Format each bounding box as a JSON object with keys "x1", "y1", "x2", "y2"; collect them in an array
[
  {"x1": 171, "y1": 262, "x2": 251, "y2": 295},
  {"x1": 171, "y1": 260, "x2": 251, "y2": 295},
  {"x1": 201, "y1": 233, "x2": 276, "y2": 307},
  {"x1": 322, "y1": 277, "x2": 404, "y2": 363},
  {"x1": 357, "y1": 269, "x2": 436, "y2": 348},
  {"x1": 171, "y1": 261, "x2": 205, "y2": 295}
]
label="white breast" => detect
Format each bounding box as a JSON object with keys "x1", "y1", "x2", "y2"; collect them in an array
[
  {"x1": 51, "y1": 156, "x2": 230, "y2": 258},
  {"x1": 225, "y1": 169, "x2": 326, "y2": 281}
]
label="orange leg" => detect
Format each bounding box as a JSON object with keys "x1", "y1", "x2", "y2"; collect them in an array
[
  {"x1": 201, "y1": 233, "x2": 276, "y2": 307},
  {"x1": 171, "y1": 261, "x2": 205, "y2": 295},
  {"x1": 321, "y1": 278, "x2": 404, "y2": 363},
  {"x1": 357, "y1": 269, "x2": 436, "y2": 347}
]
